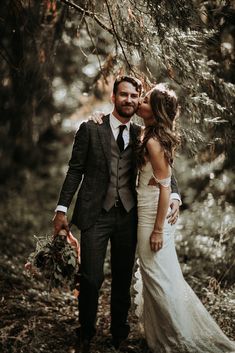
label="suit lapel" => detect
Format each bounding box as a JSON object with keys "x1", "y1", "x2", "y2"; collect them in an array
[
  {"x1": 130, "y1": 122, "x2": 141, "y2": 175},
  {"x1": 97, "y1": 115, "x2": 112, "y2": 173},
  {"x1": 130, "y1": 122, "x2": 140, "y2": 146}
]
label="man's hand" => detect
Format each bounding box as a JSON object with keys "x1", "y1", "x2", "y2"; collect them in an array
[
  {"x1": 150, "y1": 230, "x2": 163, "y2": 252},
  {"x1": 167, "y1": 199, "x2": 180, "y2": 225},
  {"x1": 88, "y1": 111, "x2": 104, "y2": 124},
  {"x1": 53, "y1": 211, "x2": 69, "y2": 236}
]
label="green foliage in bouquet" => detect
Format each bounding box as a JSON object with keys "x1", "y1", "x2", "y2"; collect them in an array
[{"x1": 27, "y1": 234, "x2": 80, "y2": 291}]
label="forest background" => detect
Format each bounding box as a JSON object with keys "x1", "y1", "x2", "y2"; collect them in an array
[{"x1": 0, "y1": 1, "x2": 234, "y2": 352}]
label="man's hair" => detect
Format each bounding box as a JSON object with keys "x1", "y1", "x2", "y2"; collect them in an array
[{"x1": 113, "y1": 75, "x2": 142, "y2": 95}]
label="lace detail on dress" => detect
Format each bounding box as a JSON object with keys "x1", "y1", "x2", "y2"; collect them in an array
[
  {"x1": 133, "y1": 259, "x2": 144, "y2": 334},
  {"x1": 152, "y1": 174, "x2": 171, "y2": 188}
]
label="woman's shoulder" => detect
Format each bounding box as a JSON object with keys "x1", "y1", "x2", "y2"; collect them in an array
[{"x1": 146, "y1": 137, "x2": 162, "y2": 152}]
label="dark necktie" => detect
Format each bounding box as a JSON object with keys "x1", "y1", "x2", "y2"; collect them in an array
[{"x1": 117, "y1": 125, "x2": 126, "y2": 152}]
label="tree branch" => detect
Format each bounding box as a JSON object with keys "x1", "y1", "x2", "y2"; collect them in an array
[
  {"x1": 60, "y1": 0, "x2": 113, "y2": 35},
  {"x1": 104, "y1": 0, "x2": 134, "y2": 73},
  {"x1": 0, "y1": 44, "x2": 19, "y2": 71},
  {"x1": 59, "y1": 0, "x2": 139, "y2": 47},
  {"x1": 84, "y1": 18, "x2": 103, "y2": 74}
]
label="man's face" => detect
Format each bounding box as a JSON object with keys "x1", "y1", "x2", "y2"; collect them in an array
[{"x1": 112, "y1": 81, "x2": 140, "y2": 119}]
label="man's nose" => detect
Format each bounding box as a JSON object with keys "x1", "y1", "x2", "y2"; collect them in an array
[{"x1": 126, "y1": 95, "x2": 132, "y2": 102}]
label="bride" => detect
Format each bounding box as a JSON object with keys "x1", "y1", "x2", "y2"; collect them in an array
[{"x1": 134, "y1": 83, "x2": 235, "y2": 353}]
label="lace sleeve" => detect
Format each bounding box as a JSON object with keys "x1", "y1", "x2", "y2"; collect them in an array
[{"x1": 152, "y1": 174, "x2": 171, "y2": 188}]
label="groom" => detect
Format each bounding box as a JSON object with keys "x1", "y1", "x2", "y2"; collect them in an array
[{"x1": 53, "y1": 75, "x2": 180, "y2": 353}]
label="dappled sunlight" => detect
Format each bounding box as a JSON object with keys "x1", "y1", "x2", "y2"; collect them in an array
[{"x1": 0, "y1": 0, "x2": 234, "y2": 352}]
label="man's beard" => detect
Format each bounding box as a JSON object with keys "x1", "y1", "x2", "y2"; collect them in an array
[{"x1": 116, "y1": 104, "x2": 137, "y2": 118}]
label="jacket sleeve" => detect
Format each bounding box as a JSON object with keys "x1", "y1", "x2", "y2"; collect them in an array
[
  {"x1": 170, "y1": 173, "x2": 180, "y2": 197},
  {"x1": 57, "y1": 122, "x2": 89, "y2": 208}
]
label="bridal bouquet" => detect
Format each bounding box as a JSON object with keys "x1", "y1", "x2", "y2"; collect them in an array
[{"x1": 25, "y1": 230, "x2": 80, "y2": 291}]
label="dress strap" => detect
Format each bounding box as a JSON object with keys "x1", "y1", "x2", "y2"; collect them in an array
[{"x1": 152, "y1": 174, "x2": 171, "y2": 188}]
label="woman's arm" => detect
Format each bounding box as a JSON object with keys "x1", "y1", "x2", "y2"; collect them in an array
[{"x1": 146, "y1": 138, "x2": 171, "y2": 252}]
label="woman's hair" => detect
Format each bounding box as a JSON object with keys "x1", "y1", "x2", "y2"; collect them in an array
[{"x1": 137, "y1": 83, "x2": 181, "y2": 168}]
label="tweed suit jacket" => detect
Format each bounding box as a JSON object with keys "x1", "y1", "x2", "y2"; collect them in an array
[
  {"x1": 58, "y1": 114, "x2": 180, "y2": 231},
  {"x1": 58, "y1": 115, "x2": 141, "y2": 230}
]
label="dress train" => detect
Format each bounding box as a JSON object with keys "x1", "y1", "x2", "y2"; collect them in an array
[{"x1": 135, "y1": 162, "x2": 235, "y2": 353}]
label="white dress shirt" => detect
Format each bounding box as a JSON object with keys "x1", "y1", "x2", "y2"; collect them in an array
[{"x1": 109, "y1": 113, "x2": 130, "y2": 149}]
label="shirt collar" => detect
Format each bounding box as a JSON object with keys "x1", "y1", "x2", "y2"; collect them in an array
[{"x1": 110, "y1": 113, "x2": 131, "y2": 131}]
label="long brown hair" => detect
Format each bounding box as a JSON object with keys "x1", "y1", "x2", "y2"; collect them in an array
[{"x1": 137, "y1": 83, "x2": 181, "y2": 168}]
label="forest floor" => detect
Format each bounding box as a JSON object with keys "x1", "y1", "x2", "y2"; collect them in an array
[{"x1": 0, "y1": 132, "x2": 234, "y2": 353}]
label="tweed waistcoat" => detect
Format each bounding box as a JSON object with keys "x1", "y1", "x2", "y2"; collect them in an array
[{"x1": 103, "y1": 131, "x2": 135, "y2": 211}]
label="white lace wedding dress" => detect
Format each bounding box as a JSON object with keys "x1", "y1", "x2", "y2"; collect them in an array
[{"x1": 135, "y1": 161, "x2": 235, "y2": 353}]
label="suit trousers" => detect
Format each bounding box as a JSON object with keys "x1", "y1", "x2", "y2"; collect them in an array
[{"x1": 78, "y1": 205, "x2": 137, "y2": 340}]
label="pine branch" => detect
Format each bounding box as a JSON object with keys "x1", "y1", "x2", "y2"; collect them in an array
[
  {"x1": 84, "y1": 18, "x2": 103, "y2": 74},
  {"x1": 60, "y1": 0, "x2": 114, "y2": 35},
  {"x1": 59, "y1": 0, "x2": 139, "y2": 47},
  {"x1": 104, "y1": 0, "x2": 133, "y2": 72}
]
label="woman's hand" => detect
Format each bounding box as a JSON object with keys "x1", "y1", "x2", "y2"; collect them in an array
[
  {"x1": 150, "y1": 230, "x2": 163, "y2": 252},
  {"x1": 88, "y1": 111, "x2": 105, "y2": 124}
]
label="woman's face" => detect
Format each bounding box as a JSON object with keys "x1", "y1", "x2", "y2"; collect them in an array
[{"x1": 137, "y1": 90, "x2": 155, "y2": 126}]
